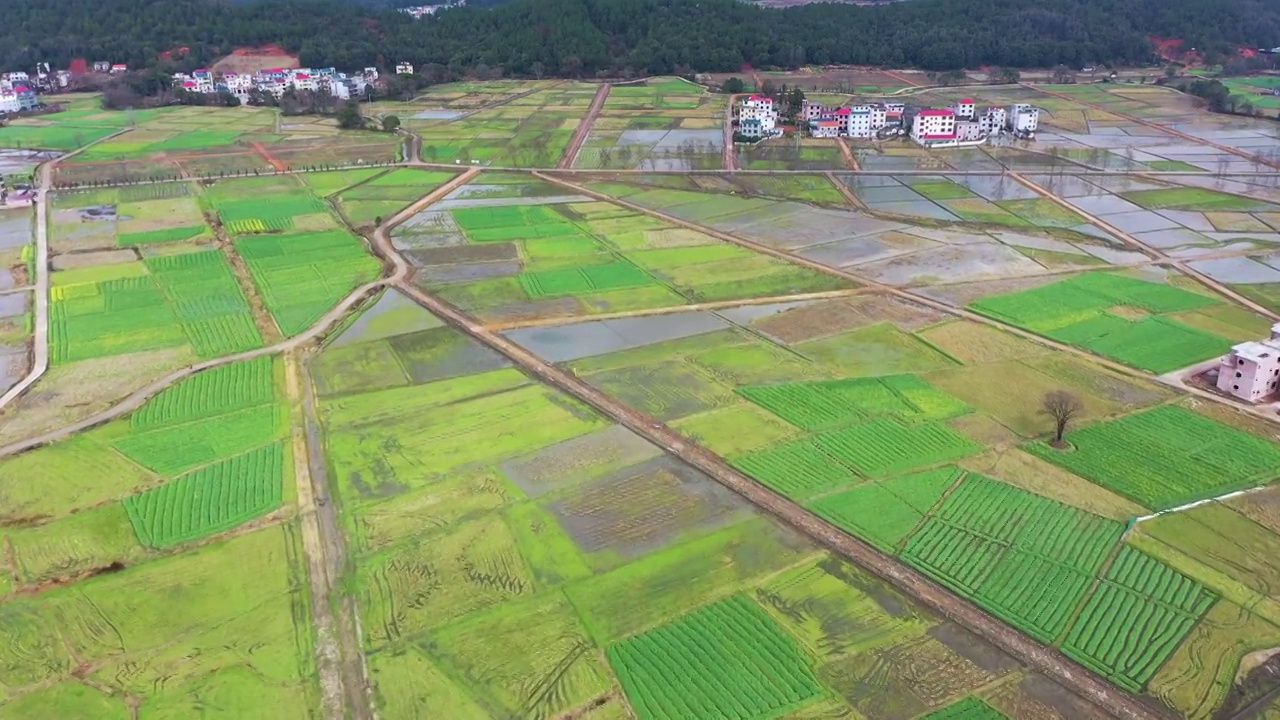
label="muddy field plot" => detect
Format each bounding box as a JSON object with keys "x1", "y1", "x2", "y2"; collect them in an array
[{"x1": 546, "y1": 456, "x2": 750, "y2": 561}]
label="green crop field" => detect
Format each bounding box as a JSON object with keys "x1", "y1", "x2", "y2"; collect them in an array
[
  {"x1": 607, "y1": 594, "x2": 824, "y2": 720},
  {"x1": 920, "y1": 697, "x2": 1009, "y2": 720},
  {"x1": 809, "y1": 466, "x2": 962, "y2": 549},
  {"x1": 970, "y1": 272, "x2": 1234, "y2": 372},
  {"x1": 131, "y1": 356, "x2": 277, "y2": 430},
  {"x1": 1028, "y1": 404, "x2": 1280, "y2": 510},
  {"x1": 1063, "y1": 546, "x2": 1216, "y2": 691},
  {"x1": 902, "y1": 473, "x2": 1124, "y2": 642},
  {"x1": 1121, "y1": 187, "x2": 1275, "y2": 212},
  {"x1": 145, "y1": 251, "x2": 264, "y2": 357},
  {"x1": 236, "y1": 229, "x2": 382, "y2": 335},
  {"x1": 737, "y1": 375, "x2": 970, "y2": 431},
  {"x1": 124, "y1": 441, "x2": 286, "y2": 547}
]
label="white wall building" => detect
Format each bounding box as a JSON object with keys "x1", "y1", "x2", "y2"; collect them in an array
[
  {"x1": 800, "y1": 99, "x2": 825, "y2": 121},
  {"x1": 1218, "y1": 322, "x2": 1280, "y2": 402},
  {"x1": 953, "y1": 97, "x2": 975, "y2": 119},
  {"x1": 911, "y1": 109, "x2": 956, "y2": 144},
  {"x1": 809, "y1": 118, "x2": 840, "y2": 138},
  {"x1": 956, "y1": 120, "x2": 984, "y2": 142},
  {"x1": 739, "y1": 118, "x2": 765, "y2": 139},
  {"x1": 846, "y1": 107, "x2": 874, "y2": 138},
  {"x1": 738, "y1": 94, "x2": 778, "y2": 132},
  {"x1": 0, "y1": 92, "x2": 19, "y2": 114},
  {"x1": 979, "y1": 107, "x2": 1006, "y2": 135},
  {"x1": 1010, "y1": 103, "x2": 1039, "y2": 134},
  {"x1": 395, "y1": 62, "x2": 414, "y2": 75}
]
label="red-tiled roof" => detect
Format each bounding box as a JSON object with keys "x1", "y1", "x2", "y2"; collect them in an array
[
  {"x1": 835, "y1": 107, "x2": 851, "y2": 115},
  {"x1": 181, "y1": 81, "x2": 197, "y2": 88},
  {"x1": 959, "y1": 98, "x2": 974, "y2": 103},
  {"x1": 13, "y1": 86, "x2": 29, "y2": 92},
  {"x1": 918, "y1": 109, "x2": 955, "y2": 117}
]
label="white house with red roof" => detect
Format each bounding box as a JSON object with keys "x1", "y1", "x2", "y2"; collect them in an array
[
  {"x1": 738, "y1": 93, "x2": 779, "y2": 133},
  {"x1": 953, "y1": 97, "x2": 975, "y2": 119},
  {"x1": 110, "y1": 64, "x2": 128, "y2": 74},
  {"x1": 911, "y1": 109, "x2": 956, "y2": 143}
]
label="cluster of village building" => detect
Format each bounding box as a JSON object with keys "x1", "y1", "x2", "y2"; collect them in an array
[
  {"x1": 0, "y1": 65, "x2": 76, "y2": 114},
  {"x1": 169, "y1": 65, "x2": 398, "y2": 104},
  {"x1": 736, "y1": 94, "x2": 1041, "y2": 148},
  {"x1": 398, "y1": 1, "x2": 466, "y2": 18}
]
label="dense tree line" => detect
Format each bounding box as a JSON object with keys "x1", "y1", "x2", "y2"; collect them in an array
[{"x1": 2, "y1": 0, "x2": 1279, "y2": 76}]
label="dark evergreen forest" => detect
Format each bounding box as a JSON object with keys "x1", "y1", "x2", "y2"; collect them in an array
[{"x1": 2, "y1": 0, "x2": 1278, "y2": 75}]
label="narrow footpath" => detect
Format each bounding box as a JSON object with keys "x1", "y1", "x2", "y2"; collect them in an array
[{"x1": 559, "y1": 83, "x2": 611, "y2": 169}]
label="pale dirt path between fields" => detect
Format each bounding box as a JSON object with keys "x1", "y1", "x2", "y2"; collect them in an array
[
  {"x1": 836, "y1": 138, "x2": 860, "y2": 170},
  {"x1": 1010, "y1": 172, "x2": 1280, "y2": 321},
  {"x1": 559, "y1": 83, "x2": 611, "y2": 170},
  {"x1": 293, "y1": 352, "x2": 377, "y2": 720},
  {"x1": 723, "y1": 93, "x2": 743, "y2": 171},
  {"x1": 0, "y1": 129, "x2": 129, "y2": 414},
  {"x1": 284, "y1": 353, "x2": 349, "y2": 720},
  {"x1": 382, "y1": 263, "x2": 1164, "y2": 720},
  {"x1": 533, "y1": 171, "x2": 1280, "y2": 419},
  {"x1": 1022, "y1": 83, "x2": 1280, "y2": 172}
]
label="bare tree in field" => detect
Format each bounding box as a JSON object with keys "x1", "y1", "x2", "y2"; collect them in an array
[{"x1": 1041, "y1": 390, "x2": 1084, "y2": 448}]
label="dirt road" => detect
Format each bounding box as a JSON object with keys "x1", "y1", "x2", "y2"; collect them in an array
[
  {"x1": 836, "y1": 138, "x2": 860, "y2": 170},
  {"x1": 283, "y1": 354, "x2": 351, "y2": 720},
  {"x1": 723, "y1": 93, "x2": 741, "y2": 171},
  {"x1": 294, "y1": 355, "x2": 375, "y2": 720},
  {"x1": 559, "y1": 84, "x2": 610, "y2": 169}
]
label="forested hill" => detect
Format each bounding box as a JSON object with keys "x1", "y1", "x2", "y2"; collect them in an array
[{"x1": 2, "y1": 0, "x2": 1278, "y2": 75}]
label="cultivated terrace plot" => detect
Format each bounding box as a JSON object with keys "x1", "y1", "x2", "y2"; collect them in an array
[
  {"x1": 408, "y1": 186, "x2": 848, "y2": 323},
  {"x1": 334, "y1": 167, "x2": 458, "y2": 227},
  {"x1": 46, "y1": 104, "x2": 400, "y2": 185},
  {"x1": 235, "y1": 229, "x2": 381, "y2": 335},
  {"x1": 0, "y1": 95, "x2": 154, "y2": 152},
  {"x1": 48, "y1": 249, "x2": 263, "y2": 362},
  {"x1": 1028, "y1": 403, "x2": 1280, "y2": 511},
  {"x1": 587, "y1": 176, "x2": 1137, "y2": 286},
  {"x1": 51, "y1": 183, "x2": 211, "y2": 251},
  {"x1": 0, "y1": 356, "x2": 308, "y2": 717},
  {"x1": 413, "y1": 83, "x2": 598, "y2": 167},
  {"x1": 305, "y1": 296, "x2": 1102, "y2": 720},
  {"x1": 969, "y1": 271, "x2": 1250, "y2": 373},
  {"x1": 576, "y1": 77, "x2": 725, "y2": 171},
  {"x1": 814, "y1": 468, "x2": 1217, "y2": 696}
]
